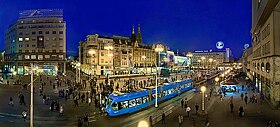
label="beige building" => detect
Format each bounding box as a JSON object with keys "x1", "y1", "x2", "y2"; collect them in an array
[
  {"x1": 249, "y1": 0, "x2": 280, "y2": 106},
  {"x1": 5, "y1": 9, "x2": 66, "y2": 75},
  {"x1": 79, "y1": 34, "x2": 114, "y2": 76},
  {"x1": 79, "y1": 25, "x2": 157, "y2": 76}
]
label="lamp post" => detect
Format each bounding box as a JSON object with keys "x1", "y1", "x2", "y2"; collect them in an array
[
  {"x1": 142, "y1": 55, "x2": 146, "y2": 74},
  {"x1": 200, "y1": 86, "x2": 206, "y2": 114},
  {"x1": 30, "y1": 63, "x2": 34, "y2": 127},
  {"x1": 88, "y1": 50, "x2": 96, "y2": 79},
  {"x1": 155, "y1": 44, "x2": 164, "y2": 108}
]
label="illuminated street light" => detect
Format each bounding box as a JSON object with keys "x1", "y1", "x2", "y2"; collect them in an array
[
  {"x1": 138, "y1": 120, "x2": 148, "y2": 127},
  {"x1": 200, "y1": 86, "x2": 206, "y2": 113},
  {"x1": 154, "y1": 44, "x2": 164, "y2": 108},
  {"x1": 215, "y1": 77, "x2": 219, "y2": 82}
]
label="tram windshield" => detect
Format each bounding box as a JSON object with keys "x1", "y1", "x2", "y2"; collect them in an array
[{"x1": 106, "y1": 98, "x2": 113, "y2": 108}]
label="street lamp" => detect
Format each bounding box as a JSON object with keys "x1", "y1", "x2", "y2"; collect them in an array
[
  {"x1": 138, "y1": 120, "x2": 148, "y2": 127},
  {"x1": 154, "y1": 44, "x2": 164, "y2": 108},
  {"x1": 88, "y1": 49, "x2": 96, "y2": 79},
  {"x1": 142, "y1": 55, "x2": 146, "y2": 74},
  {"x1": 200, "y1": 86, "x2": 206, "y2": 114}
]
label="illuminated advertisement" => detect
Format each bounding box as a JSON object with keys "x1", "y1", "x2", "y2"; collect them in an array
[{"x1": 174, "y1": 56, "x2": 189, "y2": 66}]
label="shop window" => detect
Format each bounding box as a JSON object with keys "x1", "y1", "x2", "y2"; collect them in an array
[
  {"x1": 25, "y1": 55, "x2": 30, "y2": 59},
  {"x1": 31, "y1": 55, "x2": 36, "y2": 59}
]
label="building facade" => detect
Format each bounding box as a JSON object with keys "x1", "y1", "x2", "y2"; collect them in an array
[
  {"x1": 249, "y1": 0, "x2": 280, "y2": 106},
  {"x1": 5, "y1": 9, "x2": 66, "y2": 75},
  {"x1": 79, "y1": 25, "x2": 157, "y2": 76}
]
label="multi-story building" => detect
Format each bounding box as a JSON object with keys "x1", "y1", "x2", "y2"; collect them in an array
[
  {"x1": 79, "y1": 34, "x2": 114, "y2": 76},
  {"x1": 79, "y1": 25, "x2": 157, "y2": 76},
  {"x1": 131, "y1": 25, "x2": 156, "y2": 74},
  {"x1": 249, "y1": 0, "x2": 280, "y2": 106},
  {"x1": 188, "y1": 48, "x2": 234, "y2": 70},
  {"x1": 5, "y1": 9, "x2": 66, "y2": 75}
]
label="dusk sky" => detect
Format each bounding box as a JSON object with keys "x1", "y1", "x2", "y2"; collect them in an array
[{"x1": 0, "y1": 0, "x2": 252, "y2": 58}]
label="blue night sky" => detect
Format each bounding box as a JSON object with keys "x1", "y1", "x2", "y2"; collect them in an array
[{"x1": 0, "y1": 0, "x2": 252, "y2": 58}]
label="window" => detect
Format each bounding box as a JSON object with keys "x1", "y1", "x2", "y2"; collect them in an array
[
  {"x1": 266, "y1": 63, "x2": 270, "y2": 73},
  {"x1": 38, "y1": 55, "x2": 43, "y2": 60},
  {"x1": 26, "y1": 44, "x2": 29, "y2": 47},
  {"x1": 39, "y1": 31, "x2": 42, "y2": 34},
  {"x1": 32, "y1": 31, "x2": 36, "y2": 35},
  {"x1": 59, "y1": 55, "x2": 63, "y2": 59},
  {"x1": 120, "y1": 101, "x2": 128, "y2": 109},
  {"x1": 25, "y1": 38, "x2": 30, "y2": 41},
  {"x1": 53, "y1": 50, "x2": 56, "y2": 53},
  {"x1": 257, "y1": 63, "x2": 260, "y2": 70},
  {"x1": 18, "y1": 55, "x2": 22, "y2": 60},
  {"x1": 25, "y1": 50, "x2": 29, "y2": 53},
  {"x1": 25, "y1": 32, "x2": 29, "y2": 35},
  {"x1": 261, "y1": 63, "x2": 265, "y2": 72},
  {"x1": 52, "y1": 31, "x2": 56, "y2": 34},
  {"x1": 59, "y1": 37, "x2": 63, "y2": 40},
  {"x1": 45, "y1": 31, "x2": 49, "y2": 34},
  {"x1": 31, "y1": 55, "x2": 36, "y2": 59},
  {"x1": 38, "y1": 37, "x2": 43, "y2": 41},
  {"x1": 19, "y1": 38, "x2": 23, "y2": 42},
  {"x1": 32, "y1": 50, "x2": 35, "y2": 53},
  {"x1": 25, "y1": 55, "x2": 30, "y2": 59},
  {"x1": 142, "y1": 96, "x2": 149, "y2": 103},
  {"x1": 45, "y1": 37, "x2": 50, "y2": 41},
  {"x1": 18, "y1": 50, "x2": 22, "y2": 53},
  {"x1": 32, "y1": 37, "x2": 36, "y2": 41},
  {"x1": 32, "y1": 44, "x2": 36, "y2": 47},
  {"x1": 52, "y1": 37, "x2": 56, "y2": 41},
  {"x1": 45, "y1": 55, "x2": 50, "y2": 59},
  {"x1": 101, "y1": 59, "x2": 104, "y2": 63},
  {"x1": 101, "y1": 52, "x2": 104, "y2": 56},
  {"x1": 59, "y1": 31, "x2": 63, "y2": 34},
  {"x1": 59, "y1": 50, "x2": 63, "y2": 53},
  {"x1": 136, "y1": 98, "x2": 142, "y2": 105},
  {"x1": 19, "y1": 32, "x2": 23, "y2": 35},
  {"x1": 129, "y1": 99, "x2": 136, "y2": 107},
  {"x1": 112, "y1": 102, "x2": 118, "y2": 110}
]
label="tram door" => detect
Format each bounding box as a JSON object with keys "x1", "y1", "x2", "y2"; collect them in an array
[{"x1": 148, "y1": 89, "x2": 152, "y2": 105}]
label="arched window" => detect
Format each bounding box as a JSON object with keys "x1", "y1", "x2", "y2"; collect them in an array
[
  {"x1": 257, "y1": 63, "x2": 260, "y2": 70},
  {"x1": 261, "y1": 63, "x2": 265, "y2": 72},
  {"x1": 266, "y1": 63, "x2": 270, "y2": 73}
]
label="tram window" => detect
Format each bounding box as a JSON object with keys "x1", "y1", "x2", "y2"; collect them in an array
[
  {"x1": 163, "y1": 90, "x2": 167, "y2": 96},
  {"x1": 143, "y1": 96, "x2": 149, "y2": 103},
  {"x1": 136, "y1": 98, "x2": 142, "y2": 105},
  {"x1": 112, "y1": 102, "x2": 118, "y2": 110},
  {"x1": 129, "y1": 99, "x2": 136, "y2": 107},
  {"x1": 120, "y1": 101, "x2": 128, "y2": 109}
]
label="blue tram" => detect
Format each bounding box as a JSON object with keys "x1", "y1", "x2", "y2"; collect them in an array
[{"x1": 106, "y1": 79, "x2": 193, "y2": 116}]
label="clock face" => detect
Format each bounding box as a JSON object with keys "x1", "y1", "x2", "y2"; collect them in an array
[{"x1": 216, "y1": 41, "x2": 224, "y2": 49}]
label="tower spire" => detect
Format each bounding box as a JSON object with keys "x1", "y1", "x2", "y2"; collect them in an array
[
  {"x1": 136, "y1": 24, "x2": 142, "y2": 45},
  {"x1": 132, "y1": 25, "x2": 135, "y2": 34},
  {"x1": 138, "y1": 24, "x2": 141, "y2": 34}
]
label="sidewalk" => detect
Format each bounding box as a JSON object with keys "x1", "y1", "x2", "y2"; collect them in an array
[{"x1": 154, "y1": 78, "x2": 280, "y2": 127}]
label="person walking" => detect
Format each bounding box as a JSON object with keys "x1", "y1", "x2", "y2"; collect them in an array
[
  {"x1": 241, "y1": 93, "x2": 244, "y2": 100},
  {"x1": 192, "y1": 117, "x2": 196, "y2": 127},
  {"x1": 162, "y1": 112, "x2": 166, "y2": 124},
  {"x1": 205, "y1": 119, "x2": 210, "y2": 127},
  {"x1": 178, "y1": 114, "x2": 183, "y2": 127},
  {"x1": 84, "y1": 112, "x2": 89, "y2": 125},
  {"x1": 59, "y1": 106, "x2": 64, "y2": 116},
  {"x1": 9, "y1": 97, "x2": 14, "y2": 106},
  {"x1": 181, "y1": 99, "x2": 184, "y2": 108},
  {"x1": 195, "y1": 103, "x2": 199, "y2": 114},
  {"x1": 186, "y1": 105, "x2": 191, "y2": 117},
  {"x1": 230, "y1": 103, "x2": 234, "y2": 113},
  {"x1": 22, "y1": 110, "x2": 27, "y2": 121},
  {"x1": 149, "y1": 116, "x2": 153, "y2": 127},
  {"x1": 239, "y1": 106, "x2": 244, "y2": 117},
  {"x1": 245, "y1": 95, "x2": 248, "y2": 104}
]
